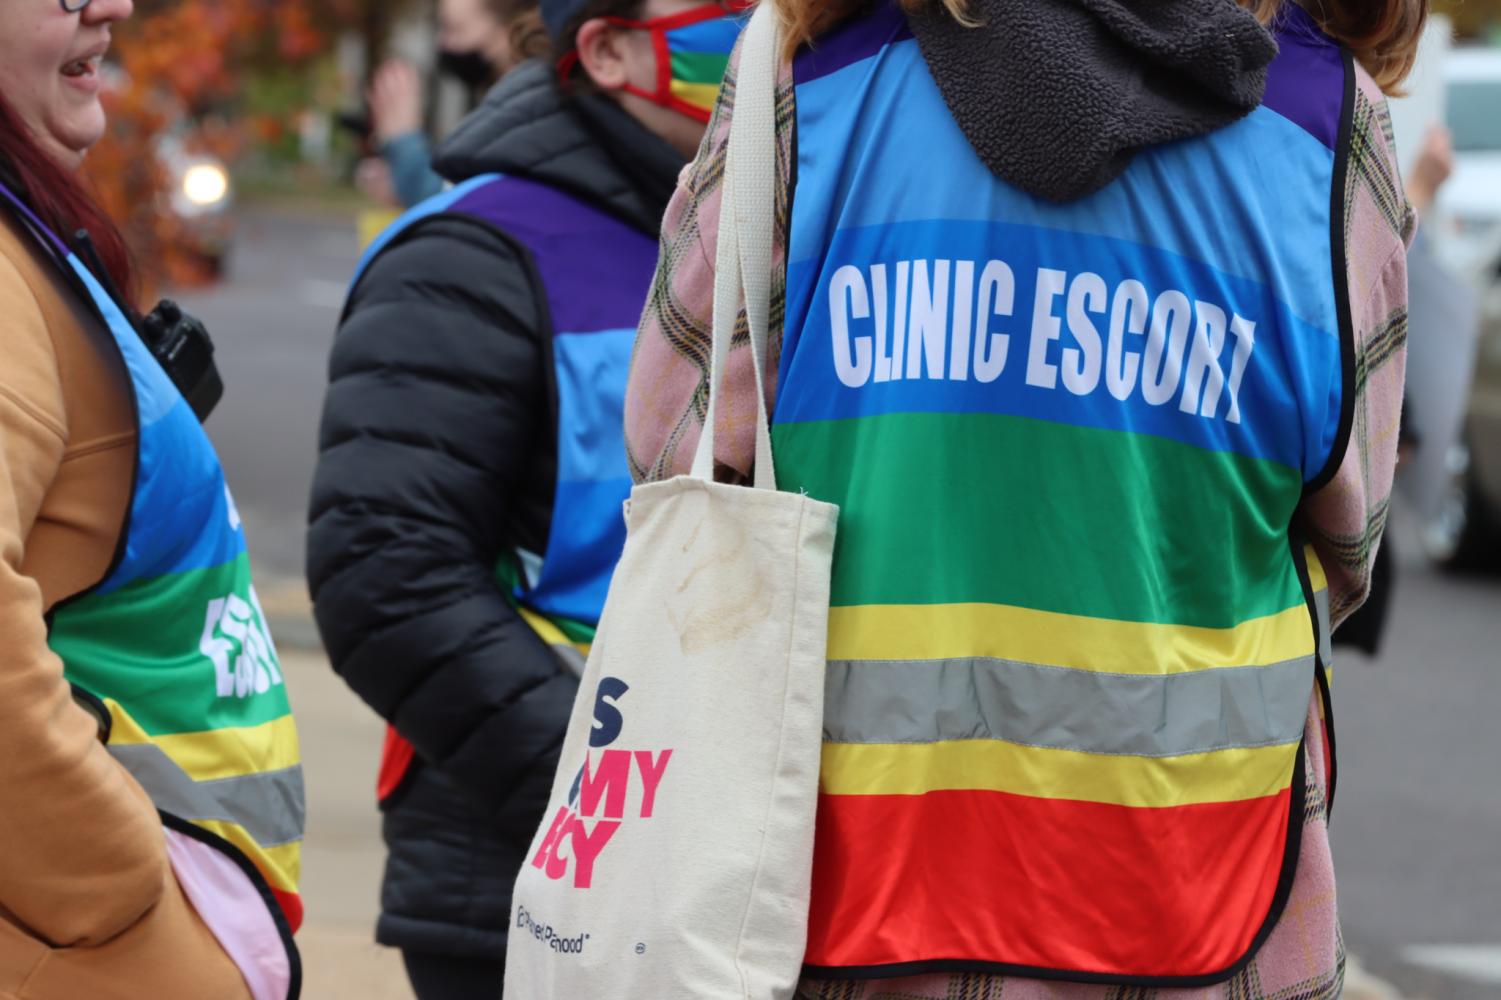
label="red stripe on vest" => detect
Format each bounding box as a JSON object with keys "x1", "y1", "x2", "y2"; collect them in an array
[
  {"x1": 805, "y1": 787, "x2": 1291, "y2": 977},
  {"x1": 377, "y1": 725, "x2": 417, "y2": 802},
  {"x1": 271, "y1": 887, "x2": 304, "y2": 935}
]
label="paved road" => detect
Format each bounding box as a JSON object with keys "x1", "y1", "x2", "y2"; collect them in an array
[
  {"x1": 1329, "y1": 512, "x2": 1501, "y2": 1000},
  {"x1": 179, "y1": 203, "x2": 361, "y2": 585},
  {"x1": 182, "y1": 205, "x2": 1501, "y2": 999},
  {"x1": 177, "y1": 203, "x2": 415, "y2": 996}
]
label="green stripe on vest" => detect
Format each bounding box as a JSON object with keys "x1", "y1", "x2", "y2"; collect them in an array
[{"x1": 773, "y1": 411, "x2": 1306, "y2": 626}]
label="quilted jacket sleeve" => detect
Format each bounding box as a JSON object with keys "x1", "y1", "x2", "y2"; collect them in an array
[{"x1": 306, "y1": 214, "x2": 578, "y2": 815}]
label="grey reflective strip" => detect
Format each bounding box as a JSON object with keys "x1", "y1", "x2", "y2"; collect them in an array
[
  {"x1": 552, "y1": 642, "x2": 587, "y2": 678},
  {"x1": 1314, "y1": 587, "x2": 1332, "y2": 669},
  {"x1": 824, "y1": 656, "x2": 1316, "y2": 758},
  {"x1": 110, "y1": 744, "x2": 306, "y2": 847}
]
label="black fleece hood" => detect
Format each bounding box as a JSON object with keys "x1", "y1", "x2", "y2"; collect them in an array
[{"x1": 907, "y1": 0, "x2": 1279, "y2": 202}]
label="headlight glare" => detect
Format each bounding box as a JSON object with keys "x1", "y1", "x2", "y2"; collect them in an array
[{"x1": 182, "y1": 163, "x2": 229, "y2": 208}]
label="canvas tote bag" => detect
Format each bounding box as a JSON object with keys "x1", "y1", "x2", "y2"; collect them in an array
[{"x1": 503, "y1": 6, "x2": 837, "y2": 998}]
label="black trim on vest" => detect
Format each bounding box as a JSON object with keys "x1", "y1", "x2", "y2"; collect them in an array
[
  {"x1": 1306, "y1": 48, "x2": 1359, "y2": 495},
  {"x1": 776, "y1": 78, "x2": 800, "y2": 456},
  {"x1": 1315, "y1": 659, "x2": 1338, "y2": 815},
  {"x1": 1291, "y1": 526, "x2": 1339, "y2": 819},
  {"x1": 66, "y1": 682, "x2": 113, "y2": 743},
  {"x1": 802, "y1": 741, "x2": 1310, "y2": 988},
  {"x1": 159, "y1": 811, "x2": 303, "y2": 1000}
]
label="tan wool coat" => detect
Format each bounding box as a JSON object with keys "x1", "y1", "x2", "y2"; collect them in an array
[{"x1": 0, "y1": 213, "x2": 251, "y2": 1000}]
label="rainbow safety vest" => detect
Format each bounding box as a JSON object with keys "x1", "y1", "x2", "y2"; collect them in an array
[
  {"x1": 350, "y1": 174, "x2": 657, "y2": 797},
  {"x1": 0, "y1": 182, "x2": 304, "y2": 991},
  {"x1": 776, "y1": 4, "x2": 1349, "y2": 986}
]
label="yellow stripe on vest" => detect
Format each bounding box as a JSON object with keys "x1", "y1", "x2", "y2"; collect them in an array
[
  {"x1": 195, "y1": 819, "x2": 302, "y2": 893},
  {"x1": 518, "y1": 607, "x2": 591, "y2": 656},
  {"x1": 827, "y1": 601, "x2": 1314, "y2": 676},
  {"x1": 822, "y1": 738, "x2": 1299, "y2": 808},
  {"x1": 107, "y1": 704, "x2": 301, "y2": 780},
  {"x1": 1304, "y1": 545, "x2": 1329, "y2": 592}
]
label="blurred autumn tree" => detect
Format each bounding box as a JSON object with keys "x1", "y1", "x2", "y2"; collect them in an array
[
  {"x1": 83, "y1": 0, "x2": 418, "y2": 292},
  {"x1": 1436, "y1": 0, "x2": 1501, "y2": 40}
]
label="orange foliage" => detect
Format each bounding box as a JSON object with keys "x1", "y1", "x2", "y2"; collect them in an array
[{"x1": 82, "y1": 0, "x2": 345, "y2": 290}]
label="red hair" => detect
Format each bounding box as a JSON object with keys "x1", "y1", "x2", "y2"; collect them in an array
[{"x1": 0, "y1": 92, "x2": 134, "y2": 305}]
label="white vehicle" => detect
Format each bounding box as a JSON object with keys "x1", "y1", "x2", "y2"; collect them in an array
[
  {"x1": 1436, "y1": 48, "x2": 1501, "y2": 281},
  {"x1": 156, "y1": 130, "x2": 234, "y2": 277},
  {"x1": 1424, "y1": 46, "x2": 1501, "y2": 569}
]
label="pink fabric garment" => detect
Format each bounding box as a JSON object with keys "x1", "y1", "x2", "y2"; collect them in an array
[{"x1": 163, "y1": 829, "x2": 291, "y2": 1000}]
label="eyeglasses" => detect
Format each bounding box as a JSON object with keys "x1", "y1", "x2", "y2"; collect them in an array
[{"x1": 60, "y1": 0, "x2": 91, "y2": 11}]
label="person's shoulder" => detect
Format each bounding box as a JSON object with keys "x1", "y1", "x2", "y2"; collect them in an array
[
  {"x1": 337, "y1": 209, "x2": 546, "y2": 377},
  {"x1": 0, "y1": 217, "x2": 68, "y2": 439},
  {"x1": 0, "y1": 214, "x2": 48, "y2": 305},
  {"x1": 359, "y1": 211, "x2": 526, "y2": 293},
  {"x1": 1345, "y1": 63, "x2": 1414, "y2": 245}
]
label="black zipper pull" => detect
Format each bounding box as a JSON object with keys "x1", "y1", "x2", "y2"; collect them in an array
[{"x1": 72, "y1": 228, "x2": 141, "y2": 328}]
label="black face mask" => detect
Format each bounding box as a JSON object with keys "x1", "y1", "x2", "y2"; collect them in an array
[{"x1": 438, "y1": 49, "x2": 495, "y2": 88}]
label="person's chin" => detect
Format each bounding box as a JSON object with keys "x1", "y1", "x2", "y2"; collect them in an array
[{"x1": 51, "y1": 109, "x2": 107, "y2": 162}]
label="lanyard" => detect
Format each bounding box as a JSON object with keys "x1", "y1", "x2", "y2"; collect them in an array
[
  {"x1": 0, "y1": 176, "x2": 140, "y2": 328},
  {"x1": 0, "y1": 176, "x2": 74, "y2": 265}
]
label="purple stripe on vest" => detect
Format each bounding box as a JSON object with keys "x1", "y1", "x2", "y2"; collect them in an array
[
  {"x1": 450, "y1": 176, "x2": 658, "y2": 336},
  {"x1": 1262, "y1": 4, "x2": 1346, "y2": 151},
  {"x1": 793, "y1": 2, "x2": 912, "y2": 85}
]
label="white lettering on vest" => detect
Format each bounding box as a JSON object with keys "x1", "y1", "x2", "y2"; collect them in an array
[
  {"x1": 829, "y1": 265, "x2": 873, "y2": 388},
  {"x1": 819, "y1": 259, "x2": 1258, "y2": 429},
  {"x1": 974, "y1": 260, "x2": 1014, "y2": 384},
  {"x1": 1180, "y1": 300, "x2": 1229, "y2": 418},
  {"x1": 891, "y1": 261, "x2": 910, "y2": 381},
  {"x1": 1142, "y1": 289, "x2": 1192, "y2": 406},
  {"x1": 949, "y1": 260, "x2": 975, "y2": 382},
  {"x1": 1062, "y1": 271, "x2": 1107, "y2": 396},
  {"x1": 201, "y1": 588, "x2": 285, "y2": 700},
  {"x1": 1225, "y1": 314, "x2": 1257, "y2": 425},
  {"x1": 1026, "y1": 268, "x2": 1067, "y2": 390},
  {"x1": 907, "y1": 259, "x2": 950, "y2": 380},
  {"x1": 872, "y1": 263, "x2": 892, "y2": 383},
  {"x1": 1106, "y1": 280, "x2": 1149, "y2": 402}
]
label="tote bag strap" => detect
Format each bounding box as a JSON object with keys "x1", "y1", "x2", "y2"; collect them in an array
[{"x1": 690, "y1": 1, "x2": 782, "y2": 493}]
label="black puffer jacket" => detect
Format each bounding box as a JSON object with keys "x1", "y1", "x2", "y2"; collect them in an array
[{"x1": 306, "y1": 61, "x2": 685, "y2": 959}]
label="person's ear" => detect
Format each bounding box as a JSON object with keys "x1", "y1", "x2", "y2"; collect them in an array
[{"x1": 575, "y1": 17, "x2": 632, "y2": 90}]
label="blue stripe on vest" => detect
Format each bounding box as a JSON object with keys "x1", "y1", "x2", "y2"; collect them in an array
[
  {"x1": 530, "y1": 327, "x2": 635, "y2": 623},
  {"x1": 66, "y1": 260, "x2": 247, "y2": 594},
  {"x1": 782, "y1": 31, "x2": 1343, "y2": 482},
  {"x1": 350, "y1": 174, "x2": 500, "y2": 288},
  {"x1": 787, "y1": 38, "x2": 1338, "y2": 334},
  {"x1": 778, "y1": 218, "x2": 1339, "y2": 476}
]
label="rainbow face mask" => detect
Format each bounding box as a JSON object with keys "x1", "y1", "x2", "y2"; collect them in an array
[{"x1": 563, "y1": 3, "x2": 749, "y2": 123}]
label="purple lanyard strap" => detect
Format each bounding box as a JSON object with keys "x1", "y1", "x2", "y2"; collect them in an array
[{"x1": 0, "y1": 176, "x2": 75, "y2": 261}]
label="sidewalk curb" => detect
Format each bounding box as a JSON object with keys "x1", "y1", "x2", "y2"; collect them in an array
[
  {"x1": 269, "y1": 610, "x2": 325, "y2": 653},
  {"x1": 255, "y1": 575, "x2": 325, "y2": 653}
]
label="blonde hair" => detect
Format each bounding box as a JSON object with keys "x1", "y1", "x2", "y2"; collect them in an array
[{"x1": 771, "y1": 0, "x2": 1427, "y2": 95}]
